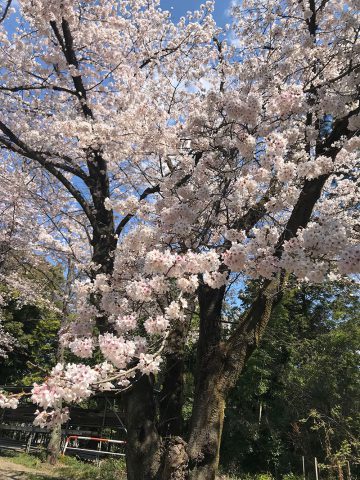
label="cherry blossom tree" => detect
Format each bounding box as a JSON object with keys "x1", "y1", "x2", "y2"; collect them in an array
[
  {"x1": 0, "y1": 161, "x2": 72, "y2": 363},
  {"x1": 0, "y1": 317, "x2": 15, "y2": 358},
  {"x1": 0, "y1": 0, "x2": 359, "y2": 479}
]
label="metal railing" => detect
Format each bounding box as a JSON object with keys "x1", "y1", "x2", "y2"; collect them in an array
[{"x1": 62, "y1": 435, "x2": 126, "y2": 457}]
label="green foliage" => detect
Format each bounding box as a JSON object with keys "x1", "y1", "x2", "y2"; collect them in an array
[
  {"x1": 0, "y1": 302, "x2": 61, "y2": 384},
  {"x1": 256, "y1": 474, "x2": 274, "y2": 480},
  {"x1": 218, "y1": 473, "x2": 279, "y2": 480},
  {"x1": 281, "y1": 475, "x2": 303, "y2": 480},
  {"x1": 0, "y1": 262, "x2": 63, "y2": 384},
  {"x1": 300, "y1": 408, "x2": 360, "y2": 468},
  {"x1": 220, "y1": 281, "x2": 360, "y2": 477}
]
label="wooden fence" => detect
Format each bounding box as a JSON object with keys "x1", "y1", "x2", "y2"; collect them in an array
[{"x1": 0, "y1": 386, "x2": 127, "y2": 457}]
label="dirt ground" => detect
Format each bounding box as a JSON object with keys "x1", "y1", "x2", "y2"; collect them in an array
[{"x1": 0, "y1": 458, "x2": 56, "y2": 479}]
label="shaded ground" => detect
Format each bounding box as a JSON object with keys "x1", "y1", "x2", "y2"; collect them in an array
[{"x1": 0, "y1": 458, "x2": 56, "y2": 479}]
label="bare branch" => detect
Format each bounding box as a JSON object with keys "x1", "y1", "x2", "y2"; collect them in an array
[
  {"x1": 0, "y1": 0, "x2": 12, "y2": 24},
  {"x1": 115, "y1": 185, "x2": 160, "y2": 237},
  {"x1": 0, "y1": 121, "x2": 95, "y2": 226},
  {"x1": 0, "y1": 84, "x2": 78, "y2": 96}
]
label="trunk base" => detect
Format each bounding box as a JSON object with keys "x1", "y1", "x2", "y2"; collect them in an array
[{"x1": 161, "y1": 436, "x2": 188, "y2": 480}]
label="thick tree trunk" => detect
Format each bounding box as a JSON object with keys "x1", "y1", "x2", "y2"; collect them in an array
[
  {"x1": 47, "y1": 423, "x2": 62, "y2": 465},
  {"x1": 187, "y1": 369, "x2": 226, "y2": 480},
  {"x1": 159, "y1": 351, "x2": 184, "y2": 438},
  {"x1": 123, "y1": 374, "x2": 163, "y2": 480},
  {"x1": 159, "y1": 318, "x2": 189, "y2": 438},
  {"x1": 186, "y1": 278, "x2": 283, "y2": 480},
  {"x1": 187, "y1": 284, "x2": 226, "y2": 480}
]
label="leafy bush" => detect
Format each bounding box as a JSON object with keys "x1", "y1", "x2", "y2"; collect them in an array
[
  {"x1": 282, "y1": 474, "x2": 303, "y2": 480},
  {"x1": 256, "y1": 474, "x2": 274, "y2": 480}
]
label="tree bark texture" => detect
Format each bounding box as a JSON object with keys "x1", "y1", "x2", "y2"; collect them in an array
[
  {"x1": 47, "y1": 423, "x2": 62, "y2": 465},
  {"x1": 123, "y1": 374, "x2": 163, "y2": 480},
  {"x1": 159, "y1": 318, "x2": 189, "y2": 438},
  {"x1": 186, "y1": 284, "x2": 226, "y2": 480},
  {"x1": 186, "y1": 278, "x2": 282, "y2": 480}
]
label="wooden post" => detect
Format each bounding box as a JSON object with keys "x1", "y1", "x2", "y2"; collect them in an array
[
  {"x1": 315, "y1": 457, "x2": 319, "y2": 480},
  {"x1": 302, "y1": 456, "x2": 306, "y2": 480},
  {"x1": 337, "y1": 463, "x2": 344, "y2": 480},
  {"x1": 259, "y1": 401, "x2": 263, "y2": 424},
  {"x1": 26, "y1": 427, "x2": 35, "y2": 453},
  {"x1": 347, "y1": 461, "x2": 351, "y2": 480},
  {"x1": 100, "y1": 398, "x2": 108, "y2": 437}
]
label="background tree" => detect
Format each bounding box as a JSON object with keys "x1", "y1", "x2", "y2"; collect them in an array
[
  {"x1": 0, "y1": 257, "x2": 64, "y2": 384},
  {"x1": 221, "y1": 281, "x2": 360, "y2": 477}
]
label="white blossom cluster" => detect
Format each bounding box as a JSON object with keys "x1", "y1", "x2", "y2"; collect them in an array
[{"x1": 0, "y1": 393, "x2": 19, "y2": 410}]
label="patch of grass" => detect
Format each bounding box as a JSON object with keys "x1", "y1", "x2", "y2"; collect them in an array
[
  {"x1": 3, "y1": 451, "x2": 43, "y2": 469},
  {"x1": 218, "y1": 474, "x2": 273, "y2": 480},
  {"x1": 217, "y1": 474, "x2": 305, "y2": 480},
  {"x1": 0, "y1": 452, "x2": 127, "y2": 479},
  {"x1": 56, "y1": 456, "x2": 127, "y2": 480}
]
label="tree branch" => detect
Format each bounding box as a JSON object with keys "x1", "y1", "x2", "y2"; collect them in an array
[
  {"x1": 232, "y1": 180, "x2": 278, "y2": 233},
  {"x1": 0, "y1": 121, "x2": 95, "y2": 226},
  {"x1": 0, "y1": 0, "x2": 12, "y2": 24},
  {"x1": 115, "y1": 185, "x2": 160, "y2": 237},
  {"x1": 224, "y1": 104, "x2": 360, "y2": 376},
  {"x1": 0, "y1": 84, "x2": 78, "y2": 96},
  {"x1": 50, "y1": 19, "x2": 93, "y2": 118}
]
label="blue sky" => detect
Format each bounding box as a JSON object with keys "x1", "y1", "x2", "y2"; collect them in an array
[
  {"x1": 160, "y1": 0, "x2": 231, "y2": 25},
  {"x1": 4, "y1": 1, "x2": 232, "y2": 32}
]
